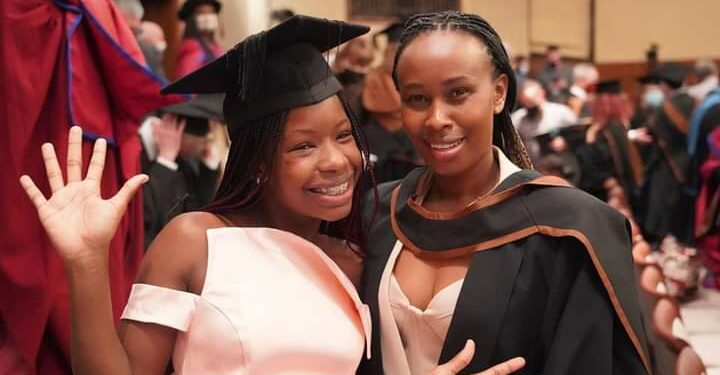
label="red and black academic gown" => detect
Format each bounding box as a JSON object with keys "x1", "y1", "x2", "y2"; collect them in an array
[
  {"x1": 0, "y1": 1, "x2": 181, "y2": 373},
  {"x1": 358, "y1": 168, "x2": 651, "y2": 375}
]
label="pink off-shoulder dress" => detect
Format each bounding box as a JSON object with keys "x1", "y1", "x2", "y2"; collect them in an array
[{"x1": 121, "y1": 227, "x2": 371, "y2": 374}]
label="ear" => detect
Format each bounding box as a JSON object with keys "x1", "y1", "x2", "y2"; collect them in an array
[{"x1": 493, "y1": 74, "x2": 509, "y2": 114}]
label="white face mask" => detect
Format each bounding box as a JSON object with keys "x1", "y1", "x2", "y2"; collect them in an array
[
  {"x1": 643, "y1": 88, "x2": 664, "y2": 107},
  {"x1": 155, "y1": 41, "x2": 167, "y2": 53},
  {"x1": 195, "y1": 13, "x2": 219, "y2": 32},
  {"x1": 518, "y1": 61, "x2": 530, "y2": 75}
]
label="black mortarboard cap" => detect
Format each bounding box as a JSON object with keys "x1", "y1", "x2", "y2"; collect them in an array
[
  {"x1": 161, "y1": 94, "x2": 224, "y2": 121},
  {"x1": 162, "y1": 15, "x2": 370, "y2": 127},
  {"x1": 178, "y1": 0, "x2": 221, "y2": 20},
  {"x1": 160, "y1": 94, "x2": 224, "y2": 136},
  {"x1": 638, "y1": 63, "x2": 689, "y2": 89},
  {"x1": 596, "y1": 80, "x2": 622, "y2": 94}
]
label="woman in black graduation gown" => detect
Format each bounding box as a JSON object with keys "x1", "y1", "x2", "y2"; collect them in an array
[
  {"x1": 575, "y1": 80, "x2": 643, "y2": 205},
  {"x1": 359, "y1": 11, "x2": 651, "y2": 375}
]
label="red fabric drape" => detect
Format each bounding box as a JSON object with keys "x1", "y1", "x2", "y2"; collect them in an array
[{"x1": 0, "y1": 1, "x2": 181, "y2": 373}]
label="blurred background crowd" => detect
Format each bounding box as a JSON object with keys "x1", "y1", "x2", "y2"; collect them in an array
[{"x1": 1, "y1": 0, "x2": 718, "y2": 374}]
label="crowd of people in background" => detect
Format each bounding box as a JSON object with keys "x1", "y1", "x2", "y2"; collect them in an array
[{"x1": 2, "y1": 1, "x2": 718, "y2": 373}]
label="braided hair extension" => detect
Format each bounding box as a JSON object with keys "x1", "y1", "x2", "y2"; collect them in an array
[{"x1": 392, "y1": 11, "x2": 533, "y2": 169}]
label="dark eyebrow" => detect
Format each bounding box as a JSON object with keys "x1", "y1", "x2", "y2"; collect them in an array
[
  {"x1": 285, "y1": 118, "x2": 349, "y2": 136},
  {"x1": 400, "y1": 75, "x2": 475, "y2": 91},
  {"x1": 442, "y1": 75, "x2": 474, "y2": 86}
]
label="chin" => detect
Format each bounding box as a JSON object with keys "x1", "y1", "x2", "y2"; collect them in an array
[
  {"x1": 317, "y1": 204, "x2": 353, "y2": 223},
  {"x1": 424, "y1": 158, "x2": 468, "y2": 177}
]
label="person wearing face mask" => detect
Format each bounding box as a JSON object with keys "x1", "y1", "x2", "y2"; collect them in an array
[
  {"x1": 635, "y1": 63, "x2": 697, "y2": 247},
  {"x1": 175, "y1": 0, "x2": 224, "y2": 79},
  {"x1": 537, "y1": 45, "x2": 574, "y2": 104},
  {"x1": 137, "y1": 21, "x2": 168, "y2": 81},
  {"x1": 511, "y1": 79, "x2": 577, "y2": 162},
  {"x1": 567, "y1": 63, "x2": 599, "y2": 121},
  {"x1": 628, "y1": 77, "x2": 665, "y2": 163},
  {"x1": 115, "y1": 0, "x2": 166, "y2": 81}
]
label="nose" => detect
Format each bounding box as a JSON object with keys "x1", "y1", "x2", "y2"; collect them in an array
[
  {"x1": 317, "y1": 140, "x2": 348, "y2": 173},
  {"x1": 425, "y1": 100, "x2": 453, "y2": 132}
]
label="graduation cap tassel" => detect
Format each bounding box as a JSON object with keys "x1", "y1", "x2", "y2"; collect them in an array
[{"x1": 236, "y1": 31, "x2": 268, "y2": 101}]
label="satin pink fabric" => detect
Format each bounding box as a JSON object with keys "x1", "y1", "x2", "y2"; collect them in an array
[{"x1": 122, "y1": 227, "x2": 371, "y2": 374}]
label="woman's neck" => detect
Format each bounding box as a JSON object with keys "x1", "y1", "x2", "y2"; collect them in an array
[{"x1": 425, "y1": 149, "x2": 500, "y2": 211}]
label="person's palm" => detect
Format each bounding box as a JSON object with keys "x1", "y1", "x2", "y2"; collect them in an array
[{"x1": 20, "y1": 127, "x2": 147, "y2": 263}]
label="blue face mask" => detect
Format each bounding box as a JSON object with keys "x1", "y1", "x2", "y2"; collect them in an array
[{"x1": 643, "y1": 89, "x2": 664, "y2": 107}]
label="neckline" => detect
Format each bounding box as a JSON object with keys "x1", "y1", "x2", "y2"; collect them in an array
[{"x1": 390, "y1": 275, "x2": 465, "y2": 316}]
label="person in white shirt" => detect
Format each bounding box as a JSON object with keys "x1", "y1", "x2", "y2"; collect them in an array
[{"x1": 512, "y1": 79, "x2": 578, "y2": 162}]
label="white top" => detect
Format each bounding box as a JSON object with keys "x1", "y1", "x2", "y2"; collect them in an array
[
  {"x1": 382, "y1": 148, "x2": 520, "y2": 375},
  {"x1": 512, "y1": 101, "x2": 577, "y2": 161},
  {"x1": 511, "y1": 101, "x2": 577, "y2": 138},
  {"x1": 121, "y1": 227, "x2": 371, "y2": 374}
]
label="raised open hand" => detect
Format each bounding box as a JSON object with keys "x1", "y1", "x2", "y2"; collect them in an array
[{"x1": 19, "y1": 126, "x2": 148, "y2": 264}]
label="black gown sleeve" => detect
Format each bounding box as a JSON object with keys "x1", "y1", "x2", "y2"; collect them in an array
[
  {"x1": 540, "y1": 243, "x2": 647, "y2": 374},
  {"x1": 142, "y1": 161, "x2": 189, "y2": 248}
]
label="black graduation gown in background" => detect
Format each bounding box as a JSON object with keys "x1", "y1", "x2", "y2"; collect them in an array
[
  {"x1": 363, "y1": 122, "x2": 420, "y2": 184},
  {"x1": 575, "y1": 121, "x2": 642, "y2": 203},
  {"x1": 141, "y1": 150, "x2": 219, "y2": 248},
  {"x1": 639, "y1": 92, "x2": 695, "y2": 244},
  {"x1": 358, "y1": 169, "x2": 650, "y2": 375}
]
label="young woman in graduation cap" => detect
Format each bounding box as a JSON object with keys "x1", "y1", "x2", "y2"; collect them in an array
[
  {"x1": 358, "y1": 11, "x2": 652, "y2": 375},
  {"x1": 19, "y1": 15, "x2": 523, "y2": 375}
]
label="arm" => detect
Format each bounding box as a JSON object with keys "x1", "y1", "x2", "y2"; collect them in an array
[{"x1": 19, "y1": 127, "x2": 201, "y2": 375}]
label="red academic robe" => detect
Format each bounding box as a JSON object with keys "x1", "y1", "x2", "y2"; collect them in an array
[
  {"x1": 174, "y1": 37, "x2": 224, "y2": 79},
  {"x1": 0, "y1": 1, "x2": 181, "y2": 373}
]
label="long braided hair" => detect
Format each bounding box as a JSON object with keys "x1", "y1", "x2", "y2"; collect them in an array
[
  {"x1": 203, "y1": 94, "x2": 374, "y2": 249},
  {"x1": 392, "y1": 11, "x2": 533, "y2": 169}
]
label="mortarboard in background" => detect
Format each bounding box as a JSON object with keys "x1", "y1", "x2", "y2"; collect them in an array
[
  {"x1": 638, "y1": 63, "x2": 689, "y2": 89},
  {"x1": 596, "y1": 79, "x2": 622, "y2": 95},
  {"x1": 160, "y1": 94, "x2": 224, "y2": 136},
  {"x1": 178, "y1": 0, "x2": 222, "y2": 20}
]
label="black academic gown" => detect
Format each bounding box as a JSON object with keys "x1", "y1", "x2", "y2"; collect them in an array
[
  {"x1": 141, "y1": 150, "x2": 219, "y2": 248},
  {"x1": 575, "y1": 121, "x2": 641, "y2": 204},
  {"x1": 358, "y1": 169, "x2": 651, "y2": 375},
  {"x1": 363, "y1": 122, "x2": 420, "y2": 184},
  {"x1": 638, "y1": 92, "x2": 695, "y2": 244}
]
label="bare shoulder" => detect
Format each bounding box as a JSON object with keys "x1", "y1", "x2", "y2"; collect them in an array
[
  {"x1": 320, "y1": 236, "x2": 364, "y2": 289},
  {"x1": 136, "y1": 212, "x2": 228, "y2": 293}
]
